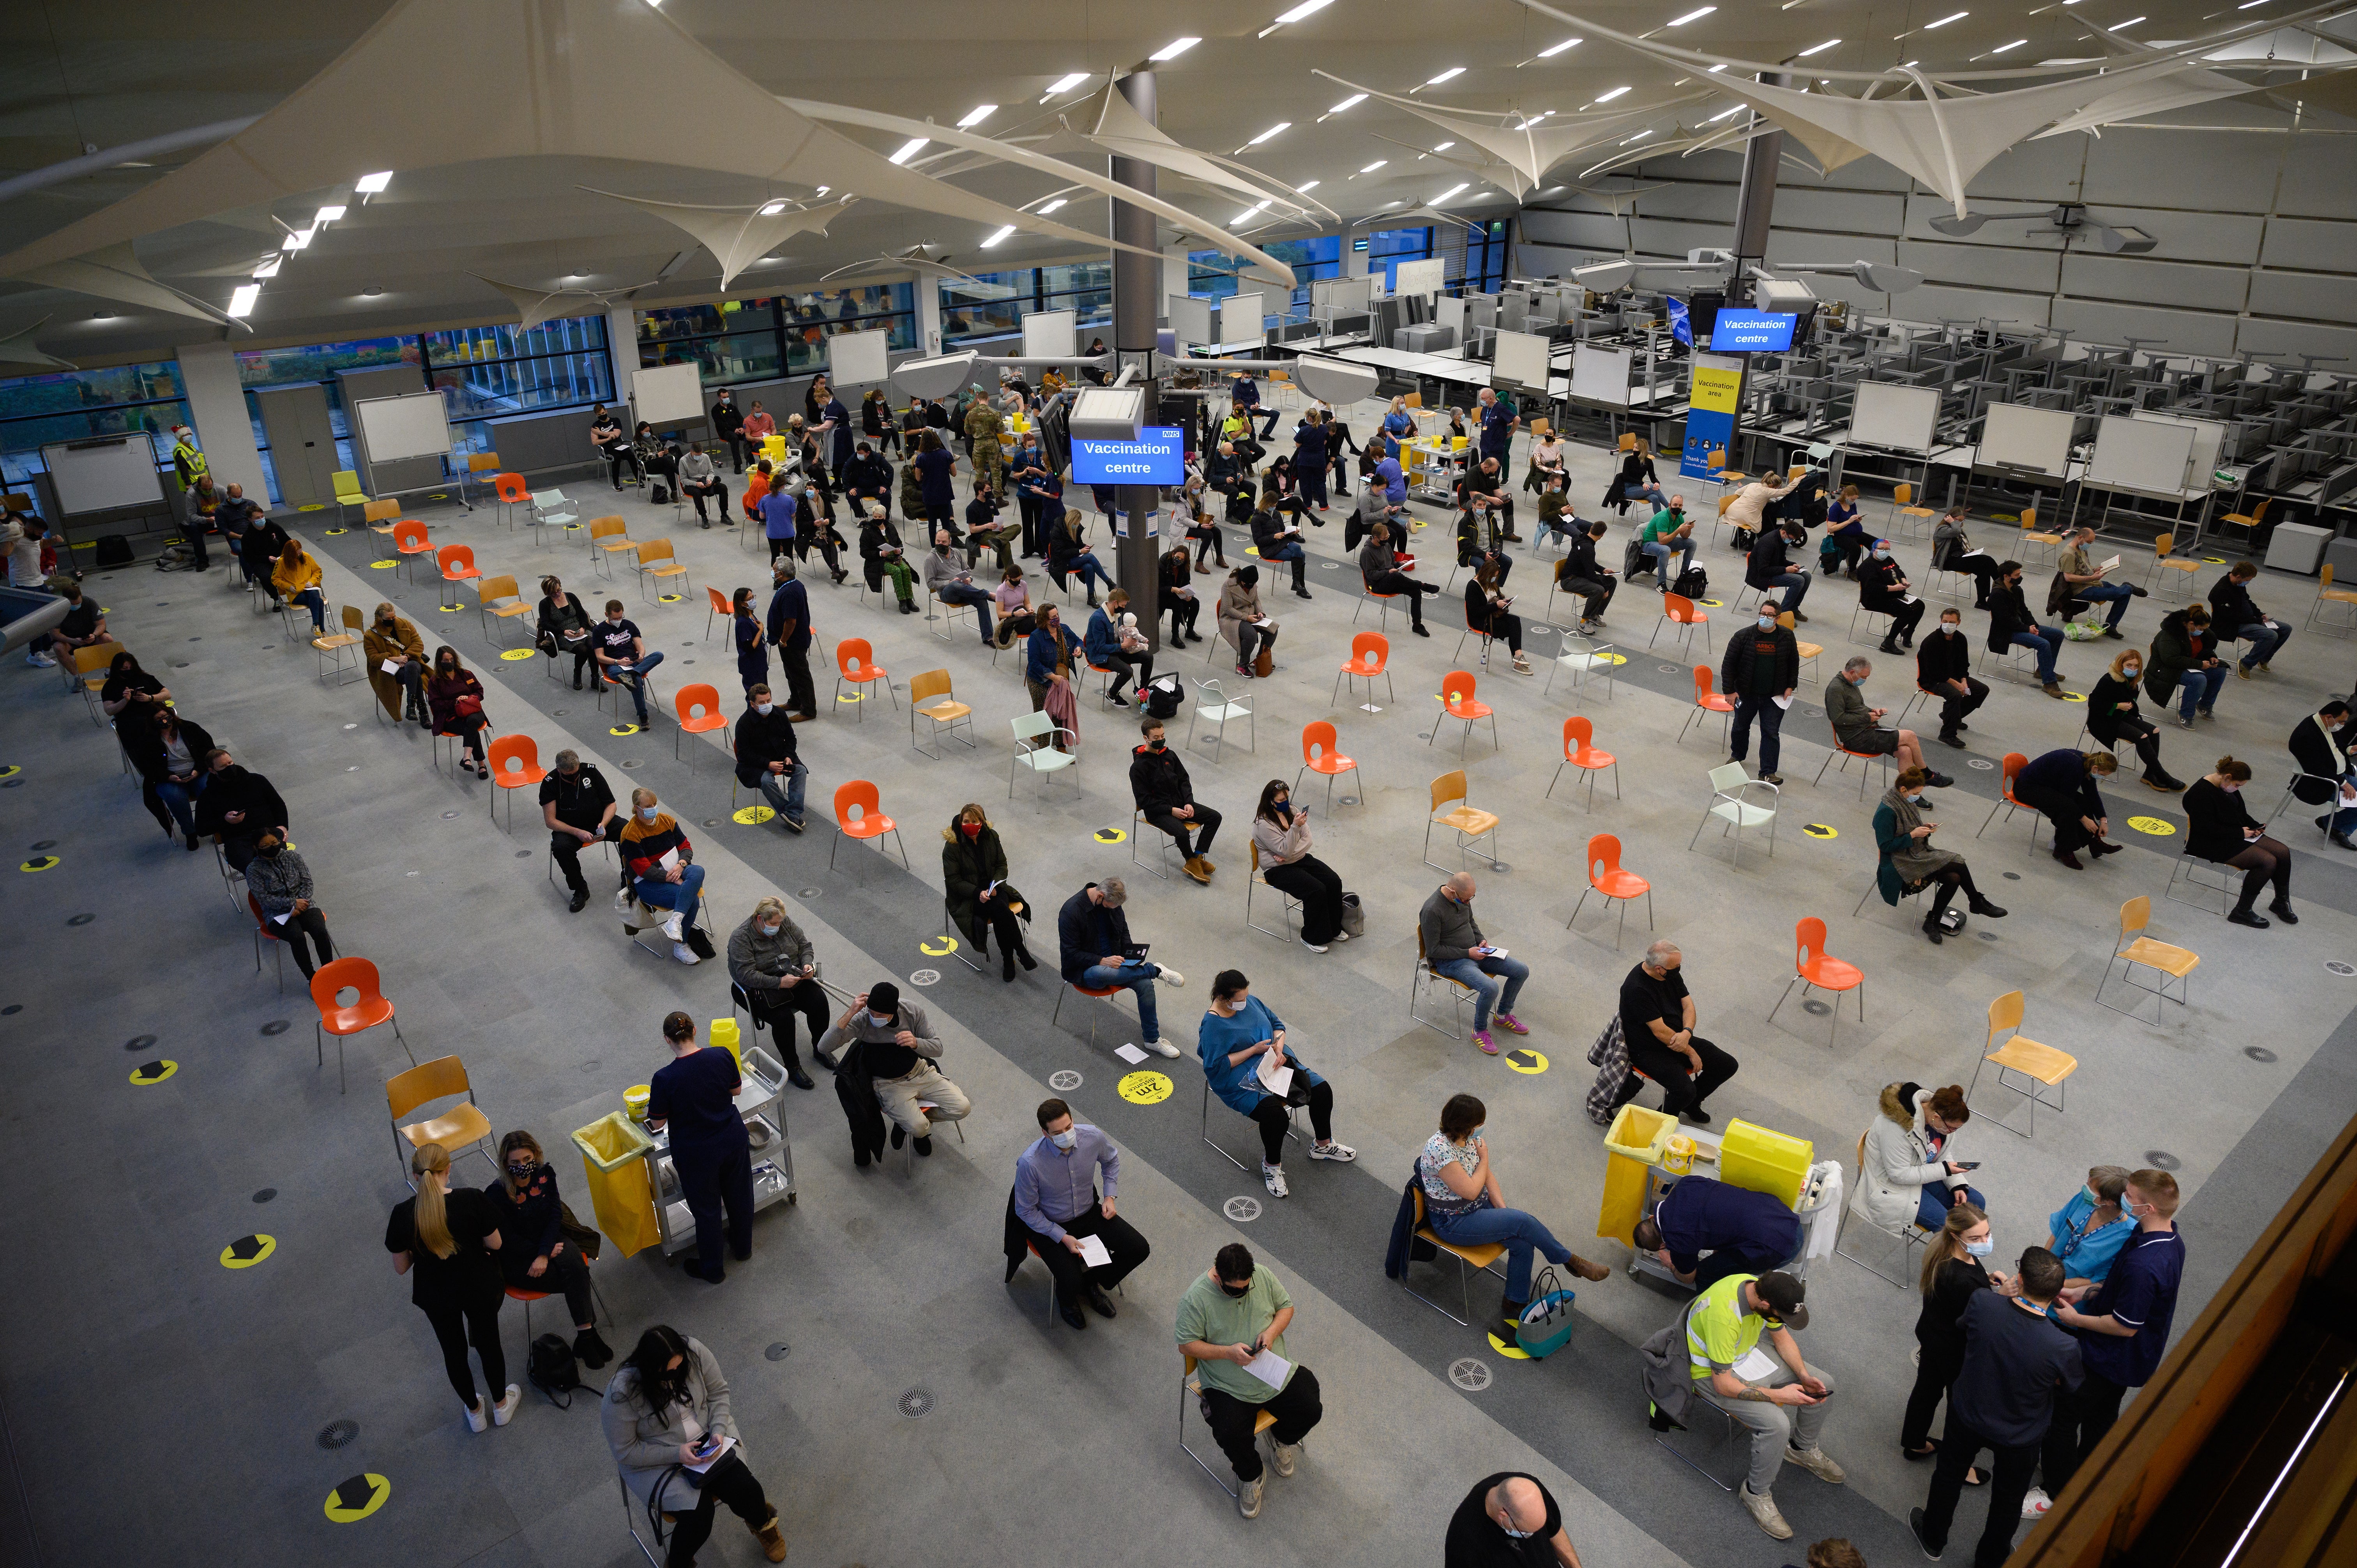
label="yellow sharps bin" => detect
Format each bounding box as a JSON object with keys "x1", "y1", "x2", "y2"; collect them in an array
[{"x1": 1596, "y1": 1104, "x2": 1813, "y2": 1246}]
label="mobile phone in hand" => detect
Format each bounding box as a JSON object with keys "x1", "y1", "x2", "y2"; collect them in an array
[{"x1": 1954, "y1": 1160, "x2": 1981, "y2": 1171}]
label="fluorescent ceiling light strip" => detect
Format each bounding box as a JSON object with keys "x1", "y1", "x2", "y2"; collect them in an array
[
  {"x1": 758, "y1": 200, "x2": 786, "y2": 215},
  {"x1": 2106, "y1": 14, "x2": 2145, "y2": 26},
  {"x1": 1434, "y1": 139, "x2": 1456, "y2": 149},
  {"x1": 1037, "y1": 198, "x2": 1066, "y2": 214},
  {"x1": 354, "y1": 171, "x2": 392, "y2": 193},
  {"x1": 1046, "y1": 72, "x2": 1090, "y2": 95},
  {"x1": 1433, "y1": 183, "x2": 1469, "y2": 201},
  {"x1": 1149, "y1": 36, "x2": 1199, "y2": 60},
  {"x1": 252, "y1": 259, "x2": 281, "y2": 279},
  {"x1": 1799, "y1": 37, "x2": 1841, "y2": 54},
  {"x1": 1272, "y1": 0, "x2": 1332, "y2": 22},
  {"x1": 1249, "y1": 122, "x2": 1290, "y2": 144},
  {"x1": 1328, "y1": 93, "x2": 1367, "y2": 111},
  {"x1": 1707, "y1": 104, "x2": 1746, "y2": 120},
  {"x1": 1594, "y1": 85, "x2": 1631, "y2": 100},
  {"x1": 1538, "y1": 37, "x2": 1582, "y2": 54},
  {"x1": 1668, "y1": 6, "x2": 1716, "y2": 23},
  {"x1": 1991, "y1": 37, "x2": 2028, "y2": 50},
  {"x1": 956, "y1": 104, "x2": 997, "y2": 128},
  {"x1": 1426, "y1": 66, "x2": 1465, "y2": 83},
  {"x1": 1297, "y1": 179, "x2": 1319, "y2": 191},
  {"x1": 228, "y1": 284, "x2": 260, "y2": 317},
  {"x1": 314, "y1": 205, "x2": 345, "y2": 223},
  {"x1": 1925, "y1": 10, "x2": 1968, "y2": 25},
  {"x1": 981, "y1": 225, "x2": 1016, "y2": 247},
  {"x1": 889, "y1": 137, "x2": 928, "y2": 164},
  {"x1": 1361, "y1": 159, "x2": 1387, "y2": 171}
]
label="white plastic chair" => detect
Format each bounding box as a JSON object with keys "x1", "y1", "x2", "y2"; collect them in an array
[
  {"x1": 1007, "y1": 710, "x2": 1079, "y2": 797},
  {"x1": 1187, "y1": 678, "x2": 1255, "y2": 763},
  {"x1": 530, "y1": 488, "x2": 577, "y2": 546},
  {"x1": 1687, "y1": 762, "x2": 1778, "y2": 865},
  {"x1": 1532, "y1": 622, "x2": 1618, "y2": 701}
]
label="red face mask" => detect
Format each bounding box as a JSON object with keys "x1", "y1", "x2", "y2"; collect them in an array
[{"x1": 961, "y1": 821, "x2": 982, "y2": 838}]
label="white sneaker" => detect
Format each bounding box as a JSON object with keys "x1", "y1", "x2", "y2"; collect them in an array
[
  {"x1": 1300, "y1": 937, "x2": 1329, "y2": 952},
  {"x1": 1784, "y1": 1444, "x2": 1846, "y2": 1484},
  {"x1": 672, "y1": 942, "x2": 701, "y2": 965},
  {"x1": 2021, "y1": 1486, "x2": 2053, "y2": 1520},
  {"x1": 1739, "y1": 1485, "x2": 1793, "y2": 1540},
  {"x1": 1263, "y1": 1163, "x2": 1289, "y2": 1198},
  {"x1": 1309, "y1": 1140, "x2": 1357, "y2": 1162},
  {"x1": 1270, "y1": 1442, "x2": 1298, "y2": 1478},
  {"x1": 1145, "y1": 1039, "x2": 1180, "y2": 1058},
  {"x1": 661, "y1": 911, "x2": 684, "y2": 942},
  {"x1": 25, "y1": 651, "x2": 55, "y2": 668},
  {"x1": 1154, "y1": 965, "x2": 1185, "y2": 987},
  {"x1": 1330, "y1": 930, "x2": 1350, "y2": 942},
  {"x1": 464, "y1": 1398, "x2": 488, "y2": 1434},
  {"x1": 491, "y1": 1384, "x2": 521, "y2": 1426},
  {"x1": 1238, "y1": 1474, "x2": 1263, "y2": 1519}
]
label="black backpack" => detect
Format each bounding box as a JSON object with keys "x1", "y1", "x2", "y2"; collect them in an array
[
  {"x1": 1142, "y1": 672, "x2": 1185, "y2": 720},
  {"x1": 527, "y1": 1332, "x2": 580, "y2": 1407},
  {"x1": 1673, "y1": 564, "x2": 1709, "y2": 598},
  {"x1": 648, "y1": 482, "x2": 671, "y2": 505}
]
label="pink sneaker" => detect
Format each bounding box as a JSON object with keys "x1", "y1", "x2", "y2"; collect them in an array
[
  {"x1": 1496, "y1": 1013, "x2": 1529, "y2": 1035},
  {"x1": 1474, "y1": 1030, "x2": 1499, "y2": 1055}
]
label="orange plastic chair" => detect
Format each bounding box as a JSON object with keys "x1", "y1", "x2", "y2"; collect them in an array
[
  {"x1": 486, "y1": 733, "x2": 547, "y2": 828},
  {"x1": 673, "y1": 683, "x2": 728, "y2": 768},
  {"x1": 1332, "y1": 631, "x2": 1395, "y2": 708},
  {"x1": 436, "y1": 543, "x2": 482, "y2": 607},
  {"x1": 492, "y1": 471, "x2": 530, "y2": 529},
  {"x1": 1652, "y1": 590, "x2": 1711, "y2": 658},
  {"x1": 1677, "y1": 665, "x2": 1736, "y2": 745},
  {"x1": 1976, "y1": 750, "x2": 2043, "y2": 844},
  {"x1": 704, "y1": 585, "x2": 733, "y2": 643},
  {"x1": 1295, "y1": 720, "x2": 1360, "y2": 811},
  {"x1": 310, "y1": 956, "x2": 413, "y2": 1095},
  {"x1": 832, "y1": 637, "x2": 897, "y2": 721},
  {"x1": 392, "y1": 519, "x2": 434, "y2": 580},
  {"x1": 1768, "y1": 917, "x2": 1866, "y2": 1044},
  {"x1": 1548, "y1": 715, "x2": 1619, "y2": 810},
  {"x1": 1431, "y1": 670, "x2": 1496, "y2": 757},
  {"x1": 830, "y1": 780, "x2": 909, "y2": 872},
  {"x1": 1568, "y1": 832, "x2": 1652, "y2": 946}
]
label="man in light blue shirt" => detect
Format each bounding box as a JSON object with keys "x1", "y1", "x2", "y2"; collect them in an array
[
  {"x1": 1009, "y1": 1098, "x2": 1150, "y2": 1331},
  {"x1": 1378, "y1": 452, "x2": 1406, "y2": 509}
]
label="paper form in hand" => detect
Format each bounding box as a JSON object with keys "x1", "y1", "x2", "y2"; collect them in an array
[
  {"x1": 1732, "y1": 1346, "x2": 1781, "y2": 1383},
  {"x1": 1242, "y1": 1348, "x2": 1292, "y2": 1389},
  {"x1": 1772, "y1": 694, "x2": 1793, "y2": 710},
  {"x1": 1075, "y1": 1233, "x2": 1113, "y2": 1268},
  {"x1": 1257, "y1": 1052, "x2": 1293, "y2": 1097},
  {"x1": 380, "y1": 659, "x2": 403, "y2": 675},
  {"x1": 1114, "y1": 1044, "x2": 1150, "y2": 1065},
  {"x1": 659, "y1": 847, "x2": 680, "y2": 874}
]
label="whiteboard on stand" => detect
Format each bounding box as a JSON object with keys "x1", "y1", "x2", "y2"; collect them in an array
[
  {"x1": 1393, "y1": 257, "x2": 1446, "y2": 298},
  {"x1": 1491, "y1": 329, "x2": 1552, "y2": 393},
  {"x1": 1021, "y1": 308, "x2": 1078, "y2": 361},
  {"x1": 829, "y1": 327, "x2": 891, "y2": 388},
  {"x1": 1570, "y1": 345, "x2": 1633, "y2": 408},
  {"x1": 1220, "y1": 291, "x2": 1269, "y2": 345},
  {"x1": 42, "y1": 438, "x2": 164, "y2": 516},
  {"x1": 2088, "y1": 415, "x2": 2195, "y2": 493},
  {"x1": 1167, "y1": 296, "x2": 1213, "y2": 346},
  {"x1": 1976, "y1": 403, "x2": 2075, "y2": 477},
  {"x1": 1848, "y1": 381, "x2": 1939, "y2": 454},
  {"x1": 630, "y1": 362, "x2": 707, "y2": 429},
  {"x1": 352, "y1": 391, "x2": 453, "y2": 464},
  {"x1": 2133, "y1": 411, "x2": 2224, "y2": 489}
]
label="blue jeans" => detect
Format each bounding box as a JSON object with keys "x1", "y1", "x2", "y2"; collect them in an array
[
  {"x1": 2009, "y1": 627, "x2": 2062, "y2": 684},
  {"x1": 288, "y1": 586, "x2": 326, "y2": 632},
  {"x1": 155, "y1": 774, "x2": 208, "y2": 837},
  {"x1": 606, "y1": 650, "x2": 666, "y2": 723},
  {"x1": 1760, "y1": 570, "x2": 1809, "y2": 613},
  {"x1": 1919, "y1": 1182, "x2": 1988, "y2": 1231},
  {"x1": 634, "y1": 863, "x2": 705, "y2": 933},
  {"x1": 1428, "y1": 1201, "x2": 1573, "y2": 1303},
  {"x1": 1080, "y1": 961, "x2": 1161, "y2": 1044},
  {"x1": 1433, "y1": 954, "x2": 1529, "y2": 1033},
  {"x1": 938, "y1": 582, "x2": 994, "y2": 641},
  {"x1": 1263, "y1": 541, "x2": 1303, "y2": 563},
  {"x1": 754, "y1": 759, "x2": 808, "y2": 825},
  {"x1": 2227, "y1": 620, "x2": 2292, "y2": 669},
  {"x1": 2169, "y1": 665, "x2": 2226, "y2": 719},
  {"x1": 1063, "y1": 553, "x2": 1115, "y2": 594},
  {"x1": 1642, "y1": 539, "x2": 1695, "y2": 583},
  {"x1": 2073, "y1": 580, "x2": 2133, "y2": 629}
]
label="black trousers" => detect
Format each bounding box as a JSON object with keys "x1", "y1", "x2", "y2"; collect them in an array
[
  {"x1": 542, "y1": 630, "x2": 597, "y2": 685},
  {"x1": 550, "y1": 819, "x2": 626, "y2": 897},
  {"x1": 1557, "y1": 572, "x2": 1616, "y2": 622},
  {"x1": 2021, "y1": 785, "x2": 2096, "y2": 854},
  {"x1": 1923, "y1": 1413, "x2": 2040, "y2": 1568},
  {"x1": 1249, "y1": 1081, "x2": 1334, "y2": 1163},
  {"x1": 1190, "y1": 524, "x2": 1227, "y2": 567},
  {"x1": 604, "y1": 448, "x2": 641, "y2": 489},
  {"x1": 502, "y1": 1244, "x2": 595, "y2": 1327},
  {"x1": 1953, "y1": 554, "x2": 2004, "y2": 606},
  {"x1": 961, "y1": 898, "x2": 1030, "y2": 964},
  {"x1": 746, "y1": 980, "x2": 830, "y2": 1073},
  {"x1": 275, "y1": 907, "x2": 335, "y2": 979},
  {"x1": 662, "y1": 1451, "x2": 771, "y2": 1568},
  {"x1": 1730, "y1": 695, "x2": 1786, "y2": 774},
  {"x1": 1917, "y1": 861, "x2": 1986, "y2": 919},
  {"x1": 1931, "y1": 677, "x2": 1989, "y2": 738},
  {"x1": 1204, "y1": 1367, "x2": 1323, "y2": 1483},
  {"x1": 683, "y1": 479, "x2": 726, "y2": 523},
  {"x1": 1262, "y1": 854, "x2": 1345, "y2": 945},
  {"x1": 1019, "y1": 1202, "x2": 1151, "y2": 1305},
  {"x1": 1147, "y1": 803, "x2": 1222, "y2": 858},
  {"x1": 1621, "y1": 1033, "x2": 1738, "y2": 1116},
  {"x1": 2092, "y1": 714, "x2": 2164, "y2": 776},
  {"x1": 677, "y1": 1140, "x2": 755, "y2": 1278},
  {"x1": 721, "y1": 433, "x2": 749, "y2": 473},
  {"x1": 418, "y1": 1289, "x2": 506, "y2": 1408},
  {"x1": 777, "y1": 643, "x2": 817, "y2": 718},
  {"x1": 1163, "y1": 591, "x2": 1201, "y2": 643},
  {"x1": 1364, "y1": 570, "x2": 1429, "y2": 627},
  {"x1": 1901, "y1": 1335, "x2": 1965, "y2": 1450},
  {"x1": 1873, "y1": 597, "x2": 1926, "y2": 646},
  {"x1": 1097, "y1": 649, "x2": 1153, "y2": 701},
  {"x1": 2041, "y1": 1369, "x2": 2127, "y2": 1496}
]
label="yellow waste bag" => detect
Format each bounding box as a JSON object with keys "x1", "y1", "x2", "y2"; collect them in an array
[{"x1": 573, "y1": 1112, "x2": 662, "y2": 1259}]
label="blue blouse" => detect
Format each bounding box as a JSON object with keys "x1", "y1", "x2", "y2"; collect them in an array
[
  {"x1": 2047, "y1": 1190, "x2": 2134, "y2": 1283},
  {"x1": 1198, "y1": 995, "x2": 1324, "y2": 1117}
]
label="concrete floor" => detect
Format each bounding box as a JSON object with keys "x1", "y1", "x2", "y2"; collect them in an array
[{"x1": 4, "y1": 399, "x2": 2353, "y2": 1568}]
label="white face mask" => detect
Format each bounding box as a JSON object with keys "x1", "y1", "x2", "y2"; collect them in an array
[
  {"x1": 638, "y1": 805, "x2": 660, "y2": 821},
  {"x1": 754, "y1": 701, "x2": 774, "y2": 716},
  {"x1": 868, "y1": 1012, "x2": 894, "y2": 1029},
  {"x1": 1905, "y1": 791, "x2": 1925, "y2": 803},
  {"x1": 1940, "y1": 622, "x2": 1959, "y2": 635},
  {"x1": 1873, "y1": 547, "x2": 1891, "y2": 560},
  {"x1": 1050, "y1": 1128, "x2": 1078, "y2": 1149}
]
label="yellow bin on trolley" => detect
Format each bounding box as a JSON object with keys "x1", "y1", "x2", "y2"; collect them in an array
[
  {"x1": 708, "y1": 1017, "x2": 744, "y2": 1070},
  {"x1": 573, "y1": 1111, "x2": 663, "y2": 1259}
]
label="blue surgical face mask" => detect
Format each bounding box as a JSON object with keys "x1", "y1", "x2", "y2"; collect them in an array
[
  {"x1": 1965, "y1": 1239, "x2": 1995, "y2": 1258},
  {"x1": 1050, "y1": 1128, "x2": 1078, "y2": 1150},
  {"x1": 639, "y1": 805, "x2": 659, "y2": 822},
  {"x1": 1758, "y1": 614, "x2": 1776, "y2": 630}
]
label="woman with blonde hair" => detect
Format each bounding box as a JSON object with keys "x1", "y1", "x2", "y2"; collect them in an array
[
  {"x1": 484, "y1": 1130, "x2": 612, "y2": 1369},
  {"x1": 1901, "y1": 1202, "x2": 1996, "y2": 1483},
  {"x1": 387, "y1": 1142, "x2": 516, "y2": 1431},
  {"x1": 2087, "y1": 645, "x2": 2182, "y2": 791}
]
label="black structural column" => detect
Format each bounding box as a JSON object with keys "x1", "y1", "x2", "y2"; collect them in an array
[
  {"x1": 1110, "y1": 69, "x2": 1164, "y2": 652},
  {"x1": 1727, "y1": 74, "x2": 1788, "y2": 304}
]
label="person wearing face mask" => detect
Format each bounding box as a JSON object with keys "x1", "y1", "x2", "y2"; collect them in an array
[
  {"x1": 731, "y1": 684, "x2": 807, "y2": 835},
  {"x1": 620, "y1": 788, "x2": 710, "y2": 964},
  {"x1": 1931, "y1": 505, "x2": 2003, "y2": 609},
  {"x1": 2087, "y1": 646, "x2": 2184, "y2": 791},
  {"x1": 1872, "y1": 766, "x2": 2007, "y2": 944},
  {"x1": 1251, "y1": 781, "x2": 1348, "y2": 952},
  {"x1": 1986, "y1": 559, "x2": 2067, "y2": 698},
  {"x1": 1637, "y1": 498, "x2": 1695, "y2": 588},
  {"x1": 1219, "y1": 563, "x2": 1279, "y2": 679},
  {"x1": 1130, "y1": 718, "x2": 1223, "y2": 882},
  {"x1": 1900, "y1": 1204, "x2": 1999, "y2": 1481},
  {"x1": 816, "y1": 981, "x2": 969, "y2": 1158},
  {"x1": 1421, "y1": 873, "x2": 1532, "y2": 1057},
  {"x1": 2016, "y1": 747, "x2": 2124, "y2": 869},
  {"x1": 2037, "y1": 1171, "x2": 2184, "y2": 1505},
  {"x1": 1915, "y1": 606, "x2": 1987, "y2": 750},
  {"x1": 1724, "y1": 598, "x2": 1800, "y2": 787},
  {"x1": 1911, "y1": 1247, "x2": 2083, "y2": 1566},
  {"x1": 191, "y1": 746, "x2": 288, "y2": 872},
  {"x1": 532, "y1": 574, "x2": 599, "y2": 692},
  {"x1": 2044, "y1": 1165, "x2": 2135, "y2": 1295},
  {"x1": 1827, "y1": 656, "x2": 1952, "y2": 788},
  {"x1": 710, "y1": 387, "x2": 749, "y2": 473},
  {"x1": 1722, "y1": 471, "x2": 1796, "y2": 556},
  {"x1": 2183, "y1": 755, "x2": 2295, "y2": 928},
  {"x1": 1200, "y1": 971, "x2": 1355, "y2": 1202},
  {"x1": 243, "y1": 830, "x2": 336, "y2": 979},
  {"x1": 840, "y1": 439, "x2": 893, "y2": 524},
  {"x1": 2144, "y1": 602, "x2": 2227, "y2": 728},
  {"x1": 2287, "y1": 698, "x2": 2357, "y2": 849},
  {"x1": 484, "y1": 1130, "x2": 612, "y2": 1369},
  {"x1": 646, "y1": 1013, "x2": 755, "y2": 1283},
  {"x1": 942, "y1": 803, "x2": 1038, "y2": 983},
  {"x1": 725, "y1": 896, "x2": 824, "y2": 1090},
  {"x1": 1007, "y1": 1097, "x2": 1151, "y2": 1331},
  {"x1": 425, "y1": 645, "x2": 492, "y2": 780},
  {"x1": 593, "y1": 599, "x2": 665, "y2": 731},
  {"x1": 1744, "y1": 522, "x2": 1813, "y2": 622},
  {"x1": 1013, "y1": 437, "x2": 1062, "y2": 559},
  {"x1": 1858, "y1": 537, "x2": 1926, "y2": 653},
  {"x1": 1055, "y1": 877, "x2": 1186, "y2": 1056},
  {"x1": 603, "y1": 1326, "x2": 788, "y2": 1564},
  {"x1": 1173, "y1": 1243, "x2": 1323, "y2": 1519},
  {"x1": 1444, "y1": 1472, "x2": 1587, "y2": 1568},
  {"x1": 363, "y1": 601, "x2": 428, "y2": 723},
  {"x1": 387, "y1": 1142, "x2": 515, "y2": 1433},
  {"x1": 1613, "y1": 939, "x2": 1739, "y2": 1122},
  {"x1": 1857, "y1": 1082, "x2": 1984, "y2": 1235},
  {"x1": 1632, "y1": 1173, "x2": 1806, "y2": 1294},
  {"x1": 919, "y1": 530, "x2": 997, "y2": 645},
  {"x1": 1413, "y1": 1093, "x2": 1606, "y2": 1346},
  {"x1": 541, "y1": 748, "x2": 621, "y2": 913},
  {"x1": 678, "y1": 440, "x2": 727, "y2": 528},
  {"x1": 1552, "y1": 519, "x2": 1618, "y2": 636}
]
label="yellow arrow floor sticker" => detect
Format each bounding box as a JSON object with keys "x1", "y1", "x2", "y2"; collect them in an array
[
  {"x1": 19, "y1": 855, "x2": 58, "y2": 872},
  {"x1": 1093, "y1": 826, "x2": 1127, "y2": 843},
  {"x1": 1504, "y1": 1049, "x2": 1548, "y2": 1075},
  {"x1": 324, "y1": 1474, "x2": 390, "y2": 1523},
  {"x1": 919, "y1": 934, "x2": 960, "y2": 957},
  {"x1": 1485, "y1": 1332, "x2": 1532, "y2": 1361},
  {"x1": 609, "y1": 724, "x2": 641, "y2": 736},
  {"x1": 2127, "y1": 816, "x2": 2177, "y2": 836},
  {"x1": 1801, "y1": 824, "x2": 1838, "y2": 840},
  {"x1": 221, "y1": 1234, "x2": 275, "y2": 1268},
  {"x1": 1118, "y1": 1070, "x2": 1173, "y2": 1105},
  {"x1": 129, "y1": 1060, "x2": 178, "y2": 1085}
]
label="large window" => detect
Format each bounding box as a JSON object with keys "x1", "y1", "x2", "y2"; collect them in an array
[
  {"x1": 638, "y1": 285, "x2": 917, "y2": 383},
  {"x1": 1187, "y1": 237, "x2": 1342, "y2": 316},
  {"x1": 0, "y1": 362, "x2": 188, "y2": 491},
  {"x1": 1463, "y1": 220, "x2": 1510, "y2": 294},
  {"x1": 939, "y1": 267, "x2": 1112, "y2": 349},
  {"x1": 1368, "y1": 226, "x2": 1436, "y2": 292}
]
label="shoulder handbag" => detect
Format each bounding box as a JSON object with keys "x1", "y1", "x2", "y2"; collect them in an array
[
  {"x1": 1338, "y1": 892, "x2": 1365, "y2": 939},
  {"x1": 558, "y1": 1200, "x2": 603, "y2": 1261},
  {"x1": 1514, "y1": 1265, "x2": 1580, "y2": 1359},
  {"x1": 454, "y1": 693, "x2": 484, "y2": 717},
  {"x1": 1253, "y1": 642, "x2": 1275, "y2": 678}
]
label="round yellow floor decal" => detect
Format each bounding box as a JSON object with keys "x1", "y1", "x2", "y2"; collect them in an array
[
  {"x1": 19, "y1": 855, "x2": 58, "y2": 872},
  {"x1": 369, "y1": 561, "x2": 396, "y2": 569},
  {"x1": 2127, "y1": 815, "x2": 2177, "y2": 836},
  {"x1": 609, "y1": 724, "x2": 641, "y2": 736},
  {"x1": 1504, "y1": 1048, "x2": 1548, "y2": 1075},
  {"x1": 0, "y1": 766, "x2": 19, "y2": 778},
  {"x1": 2060, "y1": 691, "x2": 2087, "y2": 703},
  {"x1": 1117, "y1": 1070, "x2": 1173, "y2": 1105},
  {"x1": 129, "y1": 1059, "x2": 178, "y2": 1085},
  {"x1": 920, "y1": 935, "x2": 960, "y2": 957},
  {"x1": 436, "y1": 604, "x2": 458, "y2": 613},
  {"x1": 323, "y1": 527, "x2": 349, "y2": 536},
  {"x1": 324, "y1": 1474, "x2": 390, "y2": 1522},
  {"x1": 659, "y1": 593, "x2": 682, "y2": 603},
  {"x1": 221, "y1": 1234, "x2": 275, "y2": 1268},
  {"x1": 499, "y1": 648, "x2": 535, "y2": 661},
  {"x1": 1801, "y1": 824, "x2": 1838, "y2": 839},
  {"x1": 732, "y1": 805, "x2": 776, "y2": 825},
  {"x1": 1093, "y1": 827, "x2": 1126, "y2": 843}
]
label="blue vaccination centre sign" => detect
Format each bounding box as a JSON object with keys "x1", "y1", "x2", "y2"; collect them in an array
[
  {"x1": 1707, "y1": 310, "x2": 1798, "y2": 352},
  {"x1": 1072, "y1": 426, "x2": 1186, "y2": 486}
]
